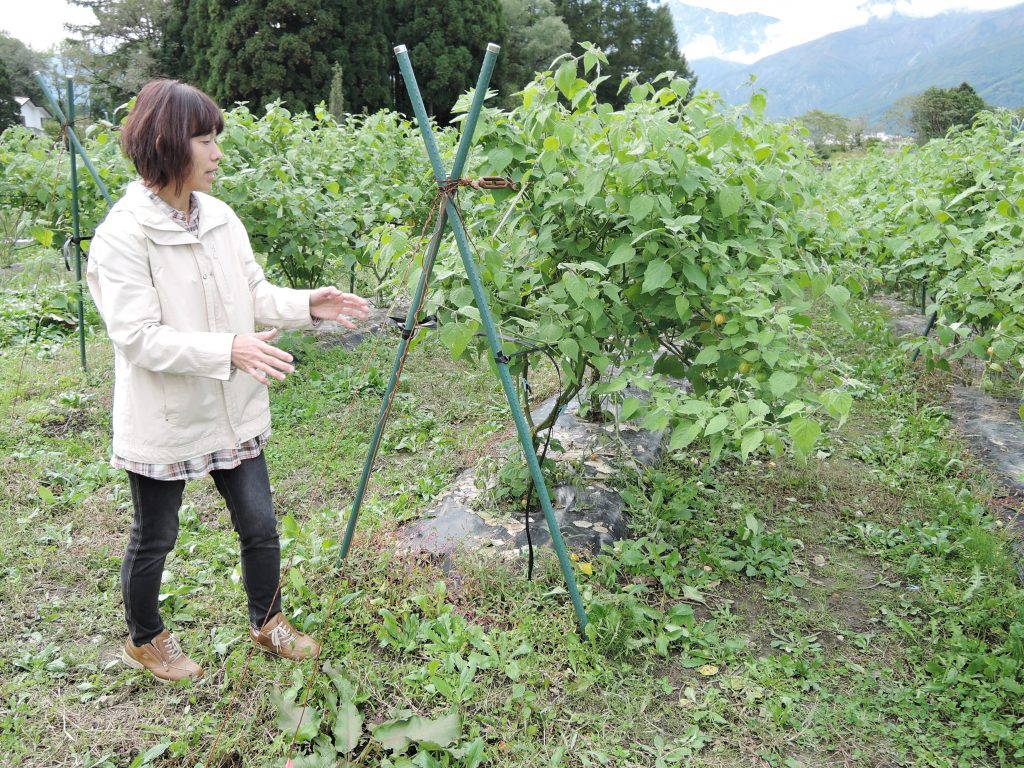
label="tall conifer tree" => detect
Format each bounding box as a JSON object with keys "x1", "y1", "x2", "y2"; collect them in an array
[
  {"x1": 392, "y1": 0, "x2": 506, "y2": 123},
  {"x1": 554, "y1": 0, "x2": 694, "y2": 107},
  {"x1": 334, "y1": 0, "x2": 392, "y2": 113}
]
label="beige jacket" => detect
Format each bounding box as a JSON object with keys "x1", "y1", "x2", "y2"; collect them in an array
[{"x1": 87, "y1": 182, "x2": 314, "y2": 464}]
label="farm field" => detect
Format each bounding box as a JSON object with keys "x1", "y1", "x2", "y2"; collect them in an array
[
  {"x1": 1, "y1": 296, "x2": 1022, "y2": 767},
  {"x1": 1, "y1": 59, "x2": 1023, "y2": 767}
]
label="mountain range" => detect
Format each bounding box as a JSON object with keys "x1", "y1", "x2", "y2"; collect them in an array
[{"x1": 681, "y1": 3, "x2": 1024, "y2": 123}]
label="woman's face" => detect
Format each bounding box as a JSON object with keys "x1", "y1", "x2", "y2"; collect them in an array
[{"x1": 183, "y1": 131, "x2": 222, "y2": 195}]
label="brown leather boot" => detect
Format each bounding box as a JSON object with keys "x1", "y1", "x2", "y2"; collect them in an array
[
  {"x1": 121, "y1": 630, "x2": 203, "y2": 683},
  {"x1": 250, "y1": 613, "x2": 320, "y2": 661}
]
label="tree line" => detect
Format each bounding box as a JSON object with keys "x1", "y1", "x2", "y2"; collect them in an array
[
  {"x1": 799, "y1": 82, "x2": 991, "y2": 154},
  {"x1": 3, "y1": 0, "x2": 692, "y2": 124}
]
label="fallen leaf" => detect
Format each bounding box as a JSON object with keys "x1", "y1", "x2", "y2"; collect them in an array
[
  {"x1": 697, "y1": 664, "x2": 719, "y2": 676},
  {"x1": 579, "y1": 562, "x2": 593, "y2": 576}
]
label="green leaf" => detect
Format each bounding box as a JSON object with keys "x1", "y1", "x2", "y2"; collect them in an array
[
  {"x1": 675, "y1": 295, "x2": 691, "y2": 321},
  {"x1": 608, "y1": 243, "x2": 635, "y2": 267},
  {"x1": 439, "y1": 321, "x2": 478, "y2": 359},
  {"x1": 768, "y1": 371, "x2": 799, "y2": 398},
  {"x1": 669, "y1": 420, "x2": 703, "y2": 450},
  {"x1": 991, "y1": 339, "x2": 1014, "y2": 360},
  {"x1": 333, "y1": 701, "x2": 363, "y2": 754},
  {"x1": 788, "y1": 417, "x2": 821, "y2": 461},
  {"x1": 558, "y1": 337, "x2": 579, "y2": 360},
  {"x1": 554, "y1": 61, "x2": 577, "y2": 98},
  {"x1": 642, "y1": 259, "x2": 673, "y2": 293},
  {"x1": 740, "y1": 429, "x2": 764, "y2": 460},
  {"x1": 271, "y1": 688, "x2": 322, "y2": 743},
  {"x1": 563, "y1": 273, "x2": 589, "y2": 305},
  {"x1": 371, "y1": 712, "x2": 461, "y2": 754},
  {"x1": 710, "y1": 123, "x2": 735, "y2": 149},
  {"x1": 29, "y1": 225, "x2": 54, "y2": 248},
  {"x1": 692, "y1": 347, "x2": 720, "y2": 366},
  {"x1": 578, "y1": 167, "x2": 605, "y2": 201},
  {"x1": 819, "y1": 389, "x2": 853, "y2": 426},
  {"x1": 718, "y1": 186, "x2": 742, "y2": 217},
  {"x1": 621, "y1": 396, "x2": 642, "y2": 419},
  {"x1": 681, "y1": 262, "x2": 707, "y2": 290},
  {"x1": 488, "y1": 147, "x2": 513, "y2": 173},
  {"x1": 641, "y1": 409, "x2": 670, "y2": 432},
  {"x1": 831, "y1": 304, "x2": 854, "y2": 333},
  {"x1": 704, "y1": 413, "x2": 730, "y2": 436},
  {"x1": 140, "y1": 743, "x2": 170, "y2": 765},
  {"x1": 543, "y1": 136, "x2": 561, "y2": 152},
  {"x1": 825, "y1": 285, "x2": 850, "y2": 304},
  {"x1": 629, "y1": 195, "x2": 655, "y2": 220}
]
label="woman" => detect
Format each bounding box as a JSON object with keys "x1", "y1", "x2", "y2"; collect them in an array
[{"x1": 87, "y1": 79, "x2": 369, "y2": 683}]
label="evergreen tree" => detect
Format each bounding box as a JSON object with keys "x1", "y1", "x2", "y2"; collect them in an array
[
  {"x1": 0, "y1": 58, "x2": 21, "y2": 133},
  {"x1": 334, "y1": 0, "x2": 392, "y2": 113},
  {"x1": 554, "y1": 0, "x2": 694, "y2": 107},
  {"x1": 392, "y1": 0, "x2": 506, "y2": 124},
  {"x1": 188, "y1": 0, "x2": 342, "y2": 112}
]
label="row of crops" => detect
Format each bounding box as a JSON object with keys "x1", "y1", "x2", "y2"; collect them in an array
[
  {"x1": 1, "y1": 51, "x2": 1020, "y2": 462},
  {"x1": 822, "y1": 112, "x2": 1024, "y2": 379}
]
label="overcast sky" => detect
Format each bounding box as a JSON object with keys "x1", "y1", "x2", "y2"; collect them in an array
[{"x1": 2, "y1": 0, "x2": 1022, "y2": 59}]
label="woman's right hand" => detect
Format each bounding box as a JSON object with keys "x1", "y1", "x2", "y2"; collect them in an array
[{"x1": 231, "y1": 329, "x2": 295, "y2": 384}]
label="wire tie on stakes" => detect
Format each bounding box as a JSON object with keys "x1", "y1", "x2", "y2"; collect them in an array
[
  {"x1": 470, "y1": 176, "x2": 518, "y2": 190},
  {"x1": 438, "y1": 177, "x2": 517, "y2": 194}
]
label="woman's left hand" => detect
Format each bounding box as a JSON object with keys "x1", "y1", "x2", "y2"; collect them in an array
[{"x1": 309, "y1": 287, "x2": 371, "y2": 329}]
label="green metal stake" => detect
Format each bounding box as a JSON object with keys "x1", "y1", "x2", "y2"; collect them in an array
[
  {"x1": 338, "y1": 44, "x2": 501, "y2": 564},
  {"x1": 398, "y1": 44, "x2": 589, "y2": 634},
  {"x1": 33, "y1": 73, "x2": 114, "y2": 206},
  {"x1": 66, "y1": 77, "x2": 87, "y2": 371}
]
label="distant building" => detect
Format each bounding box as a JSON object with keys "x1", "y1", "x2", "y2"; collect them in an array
[{"x1": 15, "y1": 97, "x2": 50, "y2": 133}]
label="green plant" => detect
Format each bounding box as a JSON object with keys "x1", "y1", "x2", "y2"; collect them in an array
[{"x1": 712, "y1": 513, "x2": 802, "y2": 585}]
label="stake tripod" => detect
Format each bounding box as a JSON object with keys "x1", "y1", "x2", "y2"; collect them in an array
[{"x1": 337, "y1": 43, "x2": 589, "y2": 635}]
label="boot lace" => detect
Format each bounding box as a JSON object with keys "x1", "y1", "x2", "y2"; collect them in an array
[
  {"x1": 161, "y1": 634, "x2": 184, "y2": 662},
  {"x1": 268, "y1": 622, "x2": 296, "y2": 650}
]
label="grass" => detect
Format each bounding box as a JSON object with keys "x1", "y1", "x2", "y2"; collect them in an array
[{"x1": 0, "y1": 295, "x2": 1022, "y2": 768}]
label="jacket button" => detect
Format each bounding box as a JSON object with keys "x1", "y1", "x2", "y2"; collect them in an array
[{"x1": 202, "y1": 273, "x2": 208, "y2": 279}]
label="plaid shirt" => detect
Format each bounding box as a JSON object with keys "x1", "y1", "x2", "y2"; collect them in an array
[
  {"x1": 111, "y1": 189, "x2": 268, "y2": 481},
  {"x1": 144, "y1": 188, "x2": 201, "y2": 236}
]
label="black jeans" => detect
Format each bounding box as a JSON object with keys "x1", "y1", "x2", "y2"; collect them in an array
[{"x1": 122, "y1": 453, "x2": 282, "y2": 645}]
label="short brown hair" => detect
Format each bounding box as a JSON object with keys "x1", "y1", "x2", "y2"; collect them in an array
[{"x1": 120, "y1": 79, "x2": 224, "y2": 193}]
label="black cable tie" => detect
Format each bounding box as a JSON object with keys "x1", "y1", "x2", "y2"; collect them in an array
[{"x1": 494, "y1": 351, "x2": 511, "y2": 365}]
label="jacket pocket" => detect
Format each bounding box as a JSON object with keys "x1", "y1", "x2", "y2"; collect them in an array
[{"x1": 162, "y1": 373, "x2": 219, "y2": 434}]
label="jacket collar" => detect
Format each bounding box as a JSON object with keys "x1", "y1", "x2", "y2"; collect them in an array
[{"x1": 122, "y1": 181, "x2": 230, "y2": 244}]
